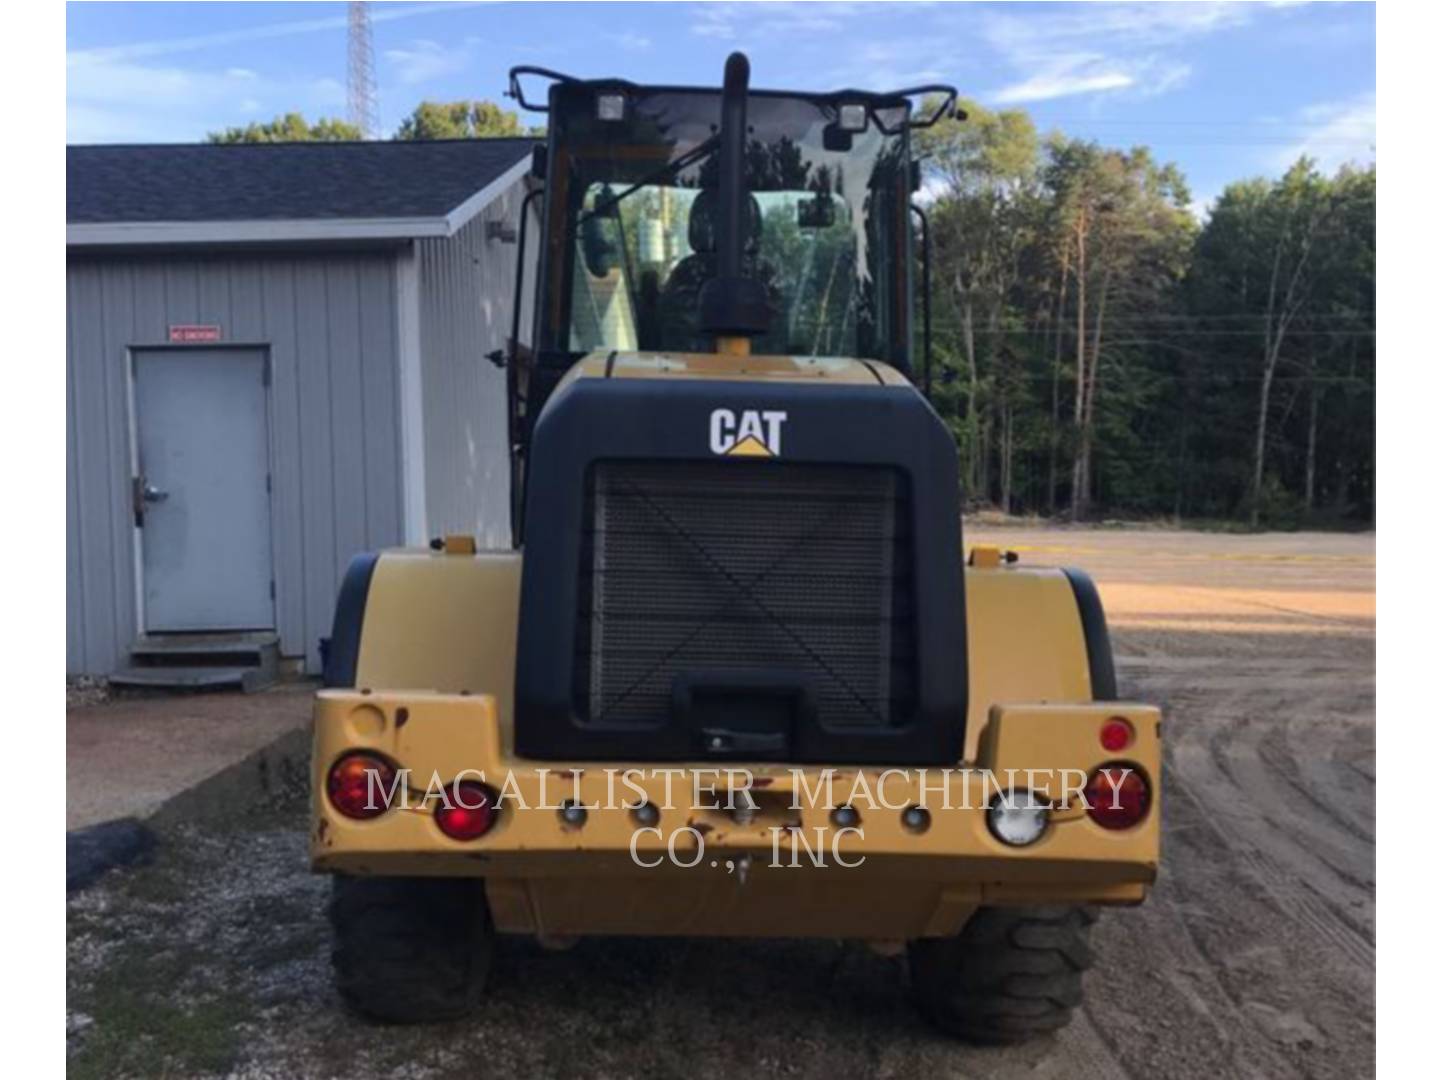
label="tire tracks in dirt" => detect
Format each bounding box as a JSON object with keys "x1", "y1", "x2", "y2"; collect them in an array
[
  {"x1": 1106, "y1": 637, "x2": 1375, "y2": 1078},
  {"x1": 1169, "y1": 679, "x2": 1374, "y2": 969}
]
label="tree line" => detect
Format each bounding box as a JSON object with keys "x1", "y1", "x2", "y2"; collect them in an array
[
  {"x1": 206, "y1": 100, "x2": 542, "y2": 143},
  {"x1": 211, "y1": 97, "x2": 1375, "y2": 529},
  {"x1": 916, "y1": 98, "x2": 1374, "y2": 528}
]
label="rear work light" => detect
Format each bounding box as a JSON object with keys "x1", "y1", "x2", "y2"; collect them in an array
[
  {"x1": 987, "y1": 790, "x2": 1049, "y2": 847},
  {"x1": 1084, "y1": 763, "x2": 1152, "y2": 830},
  {"x1": 434, "y1": 781, "x2": 499, "y2": 841},
  {"x1": 327, "y1": 752, "x2": 399, "y2": 820}
]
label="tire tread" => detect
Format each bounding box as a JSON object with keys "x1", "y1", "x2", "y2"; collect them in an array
[
  {"x1": 909, "y1": 906, "x2": 1096, "y2": 1044},
  {"x1": 329, "y1": 875, "x2": 493, "y2": 1024}
]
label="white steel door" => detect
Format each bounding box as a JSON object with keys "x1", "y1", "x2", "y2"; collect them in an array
[{"x1": 133, "y1": 349, "x2": 275, "y2": 631}]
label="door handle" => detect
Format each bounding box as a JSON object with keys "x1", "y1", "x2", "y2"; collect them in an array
[{"x1": 132, "y1": 476, "x2": 169, "y2": 527}]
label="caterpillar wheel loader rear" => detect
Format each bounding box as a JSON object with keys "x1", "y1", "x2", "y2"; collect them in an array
[{"x1": 311, "y1": 53, "x2": 1160, "y2": 1044}]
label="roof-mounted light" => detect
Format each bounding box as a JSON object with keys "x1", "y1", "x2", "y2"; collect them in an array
[
  {"x1": 597, "y1": 93, "x2": 626, "y2": 121},
  {"x1": 838, "y1": 103, "x2": 868, "y2": 132}
]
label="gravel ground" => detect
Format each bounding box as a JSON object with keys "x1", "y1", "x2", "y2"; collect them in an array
[
  {"x1": 65, "y1": 527, "x2": 1375, "y2": 1079},
  {"x1": 67, "y1": 675, "x2": 111, "y2": 710}
]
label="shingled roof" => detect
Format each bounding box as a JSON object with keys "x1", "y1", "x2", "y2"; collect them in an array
[{"x1": 67, "y1": 138, "x2": 536, "y2": 245}]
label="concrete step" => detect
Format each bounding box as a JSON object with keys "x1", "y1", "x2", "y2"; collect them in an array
[
  {"x1": 130, "y1": 632, "x2": 277, "y2": 662},
  {"x1": 118, "y1": 634, "x2": 280, "y2": 693},
  {"x1": 110, "y1": 665, "x2": 278, "y2": 693}
]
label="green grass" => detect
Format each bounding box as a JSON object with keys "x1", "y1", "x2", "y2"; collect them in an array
[
  {"x1": 67, "y1": 803, "x2": 306, "y2": 1078},
  {"x1": 69, "y1": 943, "x2": 251, "y2": 1080}
]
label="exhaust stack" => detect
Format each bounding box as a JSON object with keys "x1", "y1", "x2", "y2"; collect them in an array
[{"x1": 699, "y1": 51, "x2": 772, "y2": 354}]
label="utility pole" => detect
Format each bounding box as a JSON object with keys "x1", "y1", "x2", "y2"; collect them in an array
[{"x1": 347, "y1": 1, "x2": 379, "y2": 139}]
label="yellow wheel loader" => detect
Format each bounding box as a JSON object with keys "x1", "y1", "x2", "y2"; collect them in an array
[{"x1": 311, "y1": 53, "x2": 1159, "y2": 1045}]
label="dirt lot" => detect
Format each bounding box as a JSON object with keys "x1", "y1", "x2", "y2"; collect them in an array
[
  {"x1": 66, "y1": 527, "x2": 1375, "y2": 1079},
  {"x1": 67, "y1": 686, "x2": 312, "y2": 829}
]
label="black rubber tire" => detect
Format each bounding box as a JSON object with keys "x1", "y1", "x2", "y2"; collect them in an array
[
  {"x1": 329, "y1": 875, "x2": 494, "y2": 1023},
  {"x1": 908, "y1": 906, "x2": 1097, "y2": 1044}
]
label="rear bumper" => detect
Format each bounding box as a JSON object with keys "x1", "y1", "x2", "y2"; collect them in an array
[{"x1": 311, "y1": 691, "x2": 1160, "y2": 939}]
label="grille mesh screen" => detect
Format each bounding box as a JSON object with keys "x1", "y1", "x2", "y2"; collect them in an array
[{"x1": 575, "y1": 461, "x2": 915, "y2": 729}]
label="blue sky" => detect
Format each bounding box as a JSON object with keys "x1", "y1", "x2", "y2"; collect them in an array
[{"x1": 66, "y1": 2, "x2": 1376, "y2": 211}]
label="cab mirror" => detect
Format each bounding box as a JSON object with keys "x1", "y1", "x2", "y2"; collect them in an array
[{"x1": 580, "y1": 216, "x2": 616, "y2": 277}]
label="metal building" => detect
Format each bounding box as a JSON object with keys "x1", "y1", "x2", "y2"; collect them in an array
[{"x1": 66, "y1": 138, "x2": 536, "y2": 684}]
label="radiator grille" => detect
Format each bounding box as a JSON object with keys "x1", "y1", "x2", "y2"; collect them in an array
[{"x1": 574, "y1": 461, "x2": 916, "y2": 730}]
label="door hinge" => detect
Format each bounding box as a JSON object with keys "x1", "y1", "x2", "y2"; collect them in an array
[
  {"x1": 269, "y1": 580, "x2": 276, "y2": 600},
  {"x1": 266, "y1": 473, "x2": 272, "y2": 494}
]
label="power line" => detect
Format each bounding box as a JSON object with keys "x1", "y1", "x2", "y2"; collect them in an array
[
  {"x1": 1037, "y1": 139, "x2": 1375, "y2": 147},
  {"x1": 926, "y1": 372, "x2": 1372, "y2": 385},
  {"x1": 916, "y1": 313, "x2": 1375, "y2": 325},
  {"x1": 929, "y1": 329, "x2": 1376, "y2": 339},
  {"x1": 1032, "y1": 117, "x2": 1374, "y2": 129}
]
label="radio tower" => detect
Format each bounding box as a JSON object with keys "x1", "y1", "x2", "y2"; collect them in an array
[{"x1": 347, "y1": 2, "x2": 379, "y2": 139}]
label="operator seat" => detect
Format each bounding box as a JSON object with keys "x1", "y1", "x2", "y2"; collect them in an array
[{"x1": 658, "y1": 189, "x2": 781, "y2": 352}]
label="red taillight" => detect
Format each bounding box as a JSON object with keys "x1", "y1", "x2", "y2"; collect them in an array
[
  {"x1": 434, "y1": 781, "x2": 498, "y2": 841},
  {"x1": 1084, "y1": 763, "x2": 1151, "y2": 830},
  {"x1": 327, "y1": 752, "x2": 398, "y2": 820},
  {"x1": 1100, "y1": 717, "x2": 1134, "y2": 752}
]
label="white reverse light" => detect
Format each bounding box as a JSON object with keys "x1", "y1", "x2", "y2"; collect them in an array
[
  {"x1": 597, "y1": 93, "x2": 626, "y2": 121},
  {"x1": 838, "y1": 103, "x2": 868, "y2": 132},
  {"x1": 987, "y1": 790, "x2": 1049, "y2": 847}
]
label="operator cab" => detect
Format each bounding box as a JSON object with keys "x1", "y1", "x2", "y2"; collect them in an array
[{"x1": 506, "y1": 64, "x2": 957, "y2": 455}]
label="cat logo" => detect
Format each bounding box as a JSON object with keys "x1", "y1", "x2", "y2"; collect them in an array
[{"x1": 709, "y1": 408, "x2": 787, "y2": 458}]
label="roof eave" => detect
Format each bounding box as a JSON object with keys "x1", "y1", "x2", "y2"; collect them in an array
[
  {"x1": 66, "y1": 151, "x2": 534, "y2": 249},
  {"x1": 441, "y1": 154, "x2": 533, "y2": 233},
  {"x1": 66, "y1": 216, "x2": 450, "y2": 247}
]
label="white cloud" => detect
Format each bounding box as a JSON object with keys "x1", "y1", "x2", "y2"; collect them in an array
[
  {"x1": 690, "y1": 2, "x2": 865, "y2": 41},
  {"x1": 66, "y1": 103, "x2": 177, "y2": 145},
  {"x1": 809, "y1": 36, "x2": 952, "y2": 93},
  {"x1": 606, "y1": 31, "x2": 653, "y2": 53},
  {"x1": 66, "y1": 52, "x2": 345, "y2": 143},
  {"x1": 988, "y1": 51, "x2": 1191, "y2": 106},
  {"x1": 384, "y1": 39, "x2": 471, "y2": 85},
  {"x1": 691, "y1": 18, "x2": 734, "y2": 40},
  {"x1": 1274, "y1": 92, "x2": 1376, "y2": 172},
  {"x1": 1147, "y1": 62, "x2": 1193, "y2": 96},
  {"x1": 67, "y1": 2, "x2": 484, "y2": 64},
  {"x1": 1186, "y1": 189, "x2": 1219, "y2": 223},
  {"x1": 992, "y1": 66, "x2": 1135, "y2": 105},
  {"x1": 982, "y1": 1, "x2": 1252, "y2": 105},
  {"x1": 67, "y1": 0, "x2": 446, "y2": 142},
  {"x1": 68, "y1": 56, "x2": 196, "y2": 109},
  {"x1": 983, "y1": 2, "x2": 1252, "y2": 56}
]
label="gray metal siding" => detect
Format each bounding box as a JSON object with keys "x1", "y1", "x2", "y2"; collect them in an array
[
  {"x1": 416, "y1": 181, "x2": 536, "y2": 548},
  {"x1": 65, "y1": 252, "x2": 403, "y2": 675}
]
